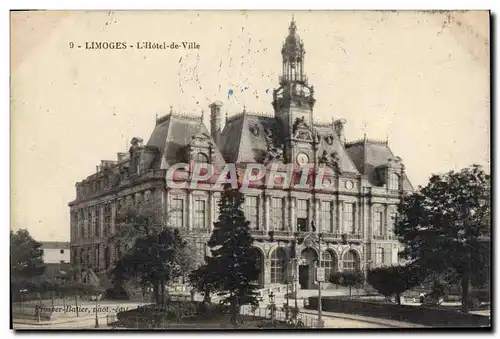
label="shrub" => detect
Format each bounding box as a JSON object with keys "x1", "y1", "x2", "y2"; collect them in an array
[
  {"x1": 367, "y1": 265, "x2": 420, "y2": 305},
  {"x1": 329, "y1": 270, "x2": 365, "y2": 298}
]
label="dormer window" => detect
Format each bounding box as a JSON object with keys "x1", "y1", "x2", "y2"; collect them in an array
[
  {"x1": 388, "y1": 172, "x2": 400, "y2": 190},
  {"x1": 194, "y1": 152, "x2": 209, "y2": 163}
]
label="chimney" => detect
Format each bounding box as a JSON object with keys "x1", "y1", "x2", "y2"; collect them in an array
[
  {"x1": 209, "y1": 101, "x2": 223, "y2": 146},
  {"x1": 117, "y1": 152, "x2": 128, "y2": 162},
  {"x1": 334, "y1": 119, "x2": 347, "y2": 146}
]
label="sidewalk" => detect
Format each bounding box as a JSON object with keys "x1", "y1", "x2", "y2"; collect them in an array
[{"x1": 299, "y1": 309, "x2": 426, "y2": 328}]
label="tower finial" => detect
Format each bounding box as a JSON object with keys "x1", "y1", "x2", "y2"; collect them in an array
[
  {"x1": 225, "y1": 110, "x2": 229, "y2": 123},
  {"x1": 289, "y1": 17, "x2": 297, "y2": 34},
  {"x1": 243, "y1": 105, "x2": 246, "y2": 113},
  {"x1": 363, "y1": 123, "x2": 367, "y2": 140},
  {"x1": 169, "y1": 105, "x2": 173, "y2": 114},
  {"x1": 201, "y1": 109, "x2": 205, "y2": 122}
]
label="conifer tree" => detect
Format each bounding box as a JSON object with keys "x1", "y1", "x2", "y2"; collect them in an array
[{"x1": 206, "y1": 184, "x2": 260, "y2": 325}]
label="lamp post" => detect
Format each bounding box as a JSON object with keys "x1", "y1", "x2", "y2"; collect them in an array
[
  {"x1": 316, "y1": 232, "x2": 324, "y2": 328},
  {"x1": 294, "y1": 257, "x2": 299, "y2": 310},
  {"x1": 94, "y1": 292, "x2": 100, "y2": 328},
  {"x1": 268, "y1": 291, "x2": 276, "y2": 325},
  {"x1": 285, "y1": 278, "x2": 290, "y2": 321}
]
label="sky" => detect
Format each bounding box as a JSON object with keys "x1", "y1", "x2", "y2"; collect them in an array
[{"x1": 10, "y1": 10, "x2": 490, "y2": 241}]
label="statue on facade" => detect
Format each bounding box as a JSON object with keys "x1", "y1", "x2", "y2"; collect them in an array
[
  {"x1": 319, "y1": 150, "x2": 342, "y2": 175},
  {"x1": 292, "y1": 116, "x2": 309, "y2": 135},
  {"x1": 128, "y1": 137, "x2": 144, "y2": 176},
  {"x1": 129, "y1": 137, "x2": 144, "y2": 155},
  {"x1": 263, "y1": 127, "x2": 284, "y2": 164}
]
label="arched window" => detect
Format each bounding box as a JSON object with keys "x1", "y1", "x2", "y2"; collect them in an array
[
  {"x1": 194, "y1": 152, "x2": 209, "y2": 163},
  {"x1": 388, "y1": 173, "x2": 400, "y2": 190},
  {"x1": 270, "y1": 247, "x2": 287, "y2": 284},
  {"x1": 321, "y1": 250, "x2": 338, "y2": 280},
  {"x1": 343, "y1": 250, "x2": 360, "y2": 271}
]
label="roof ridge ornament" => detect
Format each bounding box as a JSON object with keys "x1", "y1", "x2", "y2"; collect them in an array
[{"x1": 289, "y1": 15, "x2": 297, "y2": 35}]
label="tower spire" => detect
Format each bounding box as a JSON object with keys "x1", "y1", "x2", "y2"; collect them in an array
[{"x1": 280, "y1": 17, "x2": 306, "y2": 85}]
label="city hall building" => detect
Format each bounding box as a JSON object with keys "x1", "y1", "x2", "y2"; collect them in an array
[{"x1": 68, "y1": 19, "x2": 413, "y2": 290}]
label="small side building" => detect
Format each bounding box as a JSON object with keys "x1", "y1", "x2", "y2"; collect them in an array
[{"x1": 40, "y1": 241, "x2": 71, "y2": 276}]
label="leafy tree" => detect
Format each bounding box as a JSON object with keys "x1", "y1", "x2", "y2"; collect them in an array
[
  {"x1": 189, "y1": 259, "x2": 219, "y2": 305},
  {"x1": 10, "y1": 229, "x2": 46, "y2": 295},
  {"x1": 329, "y1": 270, "x2": 365, "y2": 298},
  {"x1": 395, "y1": 165, "x2": 490, "y2": 313},
  {"x1": 202, "y1": 185, "x2": 260, "y2": 325},
  {"x1": 109, "y1": 200, "x2": 194, "y2": 305},
  {"x1": 367, "y1": 265, "x2": 421, "y2": 305}
]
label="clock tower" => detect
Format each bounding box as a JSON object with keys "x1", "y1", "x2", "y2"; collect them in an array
[{"x1": 272, "y1": 17, "x2": 317, "y2": 166}]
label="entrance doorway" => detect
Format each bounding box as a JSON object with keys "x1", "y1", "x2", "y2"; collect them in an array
[
  {"x1": 300, "y1": 247, "x2": 318, "y2": 289},
  {"x1": 299, "y1": 265, "x2": 309, "y2": 289}
]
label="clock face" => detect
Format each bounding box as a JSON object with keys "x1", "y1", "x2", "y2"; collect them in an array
[
  {"x1": 345, "y1": 180, "x2": 354, "y2": 190},
  {"x1": 296, "y1": 153, "x2": 309, "y2": 165}
]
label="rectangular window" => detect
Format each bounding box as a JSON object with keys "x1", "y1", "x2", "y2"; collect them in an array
[
  {"x1": 95, "y1": 207, "x2": 100, "y2": 238},
  {"x1": 388, "y1": 212, "x2": 397, "y2": 236},
  {"x1": 60, "y1": 249, "x2": 64, "y2": 254},
  {"x1": 271, "y1": 197, "x2": 285, "y2": 230},
  {"x1": 103, "y1": 204, "x2": 111, "y2": 237},
  {"x1": 95, "y1": 246, "x2": 99, "y2": 268},
  {"x1": 193, "y1": 199, "x2": 207, "y2": 230},
  {"x1": 297, "y1": 199, "x2": 309, "y2": 232},
  {"x1": 87, "y1": 209, "x2": 92, "y2": 238},
  {"x1": 376, "y1": 247, "x2": 385, "y2": 266},
  {"x1": 297, "y1": 199, "x2": 309, "y2": 220},
  {"x1": 389, "y1": 173, "x2": 400, "y2": 190},
  {"x1": 245, "y1": 196, "x2": 259, "y2": 230},
  {"x1": 170, "y1": 198, "x2": 184, "y2": 228},
  {"x1": 343, "y1": 203, "x2": 355, "y2": 234},
  {"x1": 214, "y1": 197, "x2": 221, "y2": 223},
  {"x1": 320, "y1": 201, "x2": 333, "y2": 233},
  {"x1": 374, "y1": 211, "x2": 383, "y2": 236},
  {"x1": 60, "y1": 260, "x2": 65, "y2": 264}
]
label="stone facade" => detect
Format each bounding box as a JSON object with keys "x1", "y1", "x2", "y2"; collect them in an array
[{"x1": 68, "y1": 19, "x2": 413, "y2": 290}]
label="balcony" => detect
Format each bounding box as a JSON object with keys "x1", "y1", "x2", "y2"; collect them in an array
[
  {"x1": 250, "y1": 229, "x2": 266, "y2": 236},
  {"x1": 321, "y1": 232, "x2": 341, "y2": 241},
  {"x1": 343, "y1": 233, "x2": 363, "y2": 241},
  {"x1": 272, "y1": 230, "x2": 291, "y2": 237},
  {"x1": 190, "y1": 228, "x2": 211, "y2": 234}
]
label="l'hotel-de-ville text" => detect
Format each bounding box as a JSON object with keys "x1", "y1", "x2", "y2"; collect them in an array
[{"x1": 69, "y1": 41, "x2": 201, "y2": 50}]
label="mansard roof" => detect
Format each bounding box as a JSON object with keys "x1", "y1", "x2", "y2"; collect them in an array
[
  {"x1": 218, "y1": 112, "x2": 359, "y2": 175},
  {"x1": 345, "y1": 139, "x2": 414, "y2": 190},
  {"x1": 314, "y1": 125, "x2": 360, "y2": 175},
  {"x1": 146, "y1": 113, "x2": 226, "y2": 169},
  {"x1": 220, "y1": 112, "x2": 281, "y2": 164}
]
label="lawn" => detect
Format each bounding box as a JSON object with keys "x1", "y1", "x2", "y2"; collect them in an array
[{"x1": 114, "y1": 302, "x2": 298, "y2": 329}]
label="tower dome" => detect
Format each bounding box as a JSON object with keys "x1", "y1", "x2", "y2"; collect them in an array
[{"x1": 282, "y1": 17, "x2": 305, "y2": 65}]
